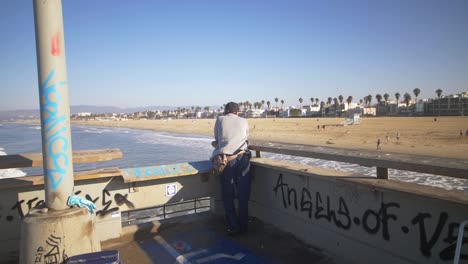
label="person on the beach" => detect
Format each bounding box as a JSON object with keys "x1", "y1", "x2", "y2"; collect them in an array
[
  {"x1": 211, "y1": 102, "x2": 251, "y2": 235},
  {"x1": 461, "y1": 130, "x2": 464, "y2": 137},
  {"x1": 396, "y1": 132, "x2": 400, "y2": 141},
  {"x1": 377, "y1": 138, "x2": 381, "y2": 150}
]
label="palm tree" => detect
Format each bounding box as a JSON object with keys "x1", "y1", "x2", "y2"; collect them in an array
[
  {"x1": 403, "y1": 93, "x2": 412, "y2": 108},
  {"x1": 299, "y1": 97, "x2": 303, "y2": 108},
  {"x1": 367, "y1": 94, "x2": 372, "y2": 106},
  {"x1": 338, "y1": 95, "x2": 344, "y2": 105},
  {"x1": 413, "y1": 88, "x2": 421, "y2": 103},
  {"x1": 315, "y1": 98, "x2": 319, "y2": 105},
  {"x1": 359, "y1": 99, "x2": 363, "y2": 105},
  {"x1": 383, "y1": 93, "x2": 389, "y2": 105},
  {"x1": 327, "y1": 97, "x2": 332, "y2": 105},
  {"x1": 267, "y1": 101, "x2": 271, "y2": 110},
  {"x1": 395, "y1": 93, "x2": 400, "y2": 112},
  {"x1": 261, "y1": 100, "x2": 265, "y2": 109},
  {"x1": 395, "y1": 93, "x2": 400, "y2": 104},
  {"x1": 275, "y1": 97, "x2": 279, "y2": 108},
  {"x1": 310, "y1": 97, "x2": 314, "y2": 105},
  {"x1": 333, "y1": 98, "x2": 339, "y2": 116},
  {"x1": 376, "y1": 94, "x2": 382, "y2": 104},
  {"x1": 436, "y1": 89, "x2": 443, "y2": 116},
  {"x1": 413, "y1": 88, "x2": 421, "y2": 113},
  {"x1": 338, "y1": 95, "x2": 344, "y2": 116},
  {"x1": 346, "y1": 96, "x2": 353, "y2": 114},
  {"x1": 280, "y1": 99, "x2": 285, "y2": 109}
]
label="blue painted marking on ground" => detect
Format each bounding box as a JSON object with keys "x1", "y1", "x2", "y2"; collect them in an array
[{"x1": 138, "y1": 229, "x2": 274, "y2": 264}]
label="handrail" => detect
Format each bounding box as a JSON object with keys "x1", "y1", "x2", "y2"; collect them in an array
[
  {"x1": 0, "y1": 148, "x2": 123, "y2": 169},
  {"x1": 248, "y1": 141, "x2": 468, "y2": 180}
]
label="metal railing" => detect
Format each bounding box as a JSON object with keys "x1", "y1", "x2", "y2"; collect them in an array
[{"x1": 249, "y1": 141, "x2": 468, "y2": 180}]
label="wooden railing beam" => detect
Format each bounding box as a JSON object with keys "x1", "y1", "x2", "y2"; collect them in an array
[{"x1": 0, "y1": 148, "x2": 122, "y2": 169}]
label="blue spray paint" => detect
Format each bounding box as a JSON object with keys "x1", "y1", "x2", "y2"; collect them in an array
[{"x1": 40, "y1": 69, "x2": 69, "y2": 190}]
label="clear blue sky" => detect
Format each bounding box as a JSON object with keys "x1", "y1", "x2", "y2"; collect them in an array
[{"x1": 1, "y1": 0, "x2": 467, "y2": 111}]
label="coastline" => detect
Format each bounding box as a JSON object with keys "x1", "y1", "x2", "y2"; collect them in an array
[{"x1": 10, "y1": 116, "x2": 468, "y2": 160}]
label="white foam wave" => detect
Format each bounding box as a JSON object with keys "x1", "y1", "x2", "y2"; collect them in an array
[
  {"x1": 135, "y1": 132, "x2": 212, "y2": 150},
  {"x1": 84, "y1": 129, "x2": 102, "y2": 134},
  {"x1": 29, "y1": 126, "x2": 41, "y2": 130},
  {"x1": 263, "y1": 153, "x2": 467, "y2": 192},
  {"x1": 0, "y1": 149, "x2": 27, "y2": 179}
]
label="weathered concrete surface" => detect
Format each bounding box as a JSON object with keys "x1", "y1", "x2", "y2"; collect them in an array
[
  {"x1": 0, "y1": 163, "x2": 216, "y2": 261},
  {"x1": 249, "y1": 158, "x2": 468, "y2": 264},
  {"x1": 19, "y1": 207, "x2": 100, "y2": 264}
]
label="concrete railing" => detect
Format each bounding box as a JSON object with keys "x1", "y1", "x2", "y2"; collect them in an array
[{"x1": 247, "y1": 141, "x2": 468, "y2": 263}]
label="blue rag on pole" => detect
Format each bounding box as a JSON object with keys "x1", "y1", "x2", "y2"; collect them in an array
[{"x1": 67, "y1": 194, "x2": 97, "y2": 214}]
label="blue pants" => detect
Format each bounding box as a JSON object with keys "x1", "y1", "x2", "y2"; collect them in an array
[{"x1": 220, "y1": 153, "x2": 251, "y2": 232}]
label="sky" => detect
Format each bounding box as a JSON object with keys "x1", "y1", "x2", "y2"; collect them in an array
[{"x1": 0, "y1": 0, "x2": 467, "y2": 111}]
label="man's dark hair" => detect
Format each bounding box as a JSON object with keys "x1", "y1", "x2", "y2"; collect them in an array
[{"x1": 224, "y1": 102, "x2": 239, "y2": 115}]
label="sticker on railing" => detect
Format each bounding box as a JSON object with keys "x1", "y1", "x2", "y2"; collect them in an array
[
  {"x1": 111, "y1": 211, "x2": 120, "y2": 218},
  {"x1": 166, "y1": 184, "x2": 178, "y2": 196}
]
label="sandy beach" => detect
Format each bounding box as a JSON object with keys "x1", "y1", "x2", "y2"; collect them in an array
[{"x1": 74, "y1": 116, "x2": 468, "y2": 160}]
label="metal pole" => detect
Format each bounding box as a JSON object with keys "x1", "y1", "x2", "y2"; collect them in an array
[{"x1": 33, "y1": 0, "x2": 74, "y2": 210}]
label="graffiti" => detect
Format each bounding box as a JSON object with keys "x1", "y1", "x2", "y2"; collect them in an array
[
  {"x1": 5, "y1": 189, "x2": 134, "y2": 221},
  {"x1": 11, "y1": 198, "x2": 45, "y2": 219},
  {"x1": 273, "y1": 173, "x2": 468, "y2": 260},
  {"x1": 440, "y1": 222, "x2": 468, "y2": 260},
  {"x1": 51, "y1": 32, "x2": 60, "y2": 56},
  {"x1": 123, "y1": 161, "x2": 212, "y2": 178},
  {"x1": 274, "y1": 173, "x2": 394, "y2": 234},
  {"x1": 32, "y1": 235, "x2": 67, "y2": 264},
  {"x1": 40, "y1": 69, "x2": 70, "y2": 190},
  {"x1": 34, "y1": 246, "x2": 45, "y2": 263},
  {"x1": 76, "y1": 189, "x2": 135, "y2": 217}
]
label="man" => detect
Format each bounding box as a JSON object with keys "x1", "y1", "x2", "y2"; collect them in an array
[{"x1": 211, "y1": 102, "x2": 251, "y2": 235}]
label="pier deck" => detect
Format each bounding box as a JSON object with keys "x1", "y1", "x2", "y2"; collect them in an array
[{"x1": 103, "y1": 212, "x2": 336, "y2": 264}]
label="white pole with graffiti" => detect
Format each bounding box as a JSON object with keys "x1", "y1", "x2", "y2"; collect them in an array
[
  {"x1": 19, "y1": 1, "x2": 100, "y2": 262},
  {"x1": 33, "y1": 0, "x2": 74, "y2": 210}
]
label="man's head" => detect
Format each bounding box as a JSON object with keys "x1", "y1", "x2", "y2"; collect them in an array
[{"x1": 224, "y1": 102, "x2": 240, "y2": 115}]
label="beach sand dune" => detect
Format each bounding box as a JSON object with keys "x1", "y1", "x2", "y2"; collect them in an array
[{"x1": 75, "y1": 116, "x2": 468, "y2": 160}]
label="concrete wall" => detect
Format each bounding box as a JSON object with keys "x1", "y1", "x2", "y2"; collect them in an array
[
  {"x1": 249, "y1": 158, "x2": 468, "y2": 264},
  {"x1": 0, "y1": 161, "x2": 217, "y2": 261}
]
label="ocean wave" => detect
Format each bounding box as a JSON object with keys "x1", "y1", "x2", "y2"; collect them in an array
[
  {"x1": 135, "y1": 132, "x2": 212, "y2": 149},
  {"x1": 263, "y1": 152, "x2": 467, "y2": 192},
  {"x1": 29, "y1": 126, "x2": 41, "y2": 130},
  {"x1": 0, "y1": 149, "x2": 27, "y2": 179},
  {"x1": 0, "y1": 168, "x2": 27, "y2": 179}
]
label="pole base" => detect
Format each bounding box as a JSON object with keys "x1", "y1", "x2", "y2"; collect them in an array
[{"x1": 19, "y1": 206, "x2": 100, "y2": 264}]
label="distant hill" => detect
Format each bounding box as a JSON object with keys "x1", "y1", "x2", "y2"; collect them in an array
[{"x1": 0, "y1": 105, "x2": 220, "y2": 121}]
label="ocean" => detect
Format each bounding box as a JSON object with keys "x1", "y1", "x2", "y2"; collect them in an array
[{"x1": 0, "y1": 123, "x2": 466, "y2": 192}]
